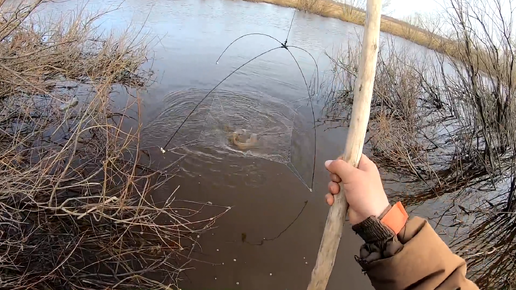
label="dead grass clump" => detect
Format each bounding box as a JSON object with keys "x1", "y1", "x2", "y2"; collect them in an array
[
  {"x1": 294, "y1": 0, "x2": 332, "y2": 16},
  {"x1": 0, "y1": 2, "x2": 148, "y2": 97},
  {"x1": 0, "y1": 1, "x2": 228, "y2": 289}
]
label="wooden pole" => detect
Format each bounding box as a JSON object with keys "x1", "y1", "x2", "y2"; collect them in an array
[{"x1": 307, "y1": 0, "x2": 383, "y2": 289}]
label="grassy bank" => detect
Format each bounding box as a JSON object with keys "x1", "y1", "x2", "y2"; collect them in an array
[{"x1": 246, "y1": 0, "x2": 513, "y2": 84}]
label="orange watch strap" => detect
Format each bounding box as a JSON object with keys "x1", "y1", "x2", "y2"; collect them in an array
[{"x1": 381, "y1": 202, "x2": 409, "y2": 235}]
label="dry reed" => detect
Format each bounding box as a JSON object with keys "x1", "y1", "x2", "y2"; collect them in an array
[{"x1": 0, "y1": 1, "x2": 228, "y2": 289}]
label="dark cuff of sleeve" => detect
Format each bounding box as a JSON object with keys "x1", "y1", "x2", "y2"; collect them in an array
[{"x1": 352, "y1": 216, "x2": 395, "y2": 244}]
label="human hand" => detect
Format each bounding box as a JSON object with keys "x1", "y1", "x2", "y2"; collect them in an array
[{"x1": 324, "y1": 154, "x2": 390, "y2": 225}]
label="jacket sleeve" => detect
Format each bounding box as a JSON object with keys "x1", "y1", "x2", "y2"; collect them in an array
[{"x1": 357, "y1": 217, "x2": 479, "y2": 290}]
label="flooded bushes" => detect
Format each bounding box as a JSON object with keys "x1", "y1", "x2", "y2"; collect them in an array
[
  {"x1": 0, "y1": 1, "x2": 227, "y2": 289},
  {"x1": 322, "y1": 0, "x2": 516, "y2": 288}
]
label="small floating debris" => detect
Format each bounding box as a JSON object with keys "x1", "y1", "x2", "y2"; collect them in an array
[
  {"x1": 236, "y1": 282, "x2": 239, "y2": 285},
  {"x1": 269, "y1": 273, "x2": 273, "y2": 276},
  {"x1": 160, "y1": 147, "x2": 166, "y2": 154},
  {"x1": 59, "y1": 97, "x2": 78, "y2": 111},
  {"x1": 233, "y1": 258, "x2": 237, "y2": 262}
]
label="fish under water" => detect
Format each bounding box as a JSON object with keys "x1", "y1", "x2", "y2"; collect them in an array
[{"x1": 226, "y1": 127, "x2": 259, "y2": 150}]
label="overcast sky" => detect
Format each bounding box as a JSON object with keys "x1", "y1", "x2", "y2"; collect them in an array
[{"x1": 387, "y1": 0, "x2": 442, "y2": 19}]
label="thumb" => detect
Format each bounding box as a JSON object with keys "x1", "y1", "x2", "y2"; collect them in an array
[{"x1": 325, "y1": 159, "x2": 359, "y2": 184}]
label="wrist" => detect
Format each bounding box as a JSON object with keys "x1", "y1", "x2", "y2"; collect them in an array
[
  {"x1": 377, "y1": 203, "x2": 392, "y2": 219},
  {"x1": 372, "y1": 195, "x2": 390, "y2": 218}
]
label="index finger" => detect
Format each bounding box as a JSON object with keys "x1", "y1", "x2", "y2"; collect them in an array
[{"x1": 324, "y1": 159, "x2": 359, "y2": 184}]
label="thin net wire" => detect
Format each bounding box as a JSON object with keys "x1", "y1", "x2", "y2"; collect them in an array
[{"x1": 142, "y1": 89, "x2": 315, "y2": 189}]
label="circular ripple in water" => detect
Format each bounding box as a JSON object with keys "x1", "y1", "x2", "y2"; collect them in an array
[{"x1": 143, "y1": 89, "x2": 298, "y2": 164}]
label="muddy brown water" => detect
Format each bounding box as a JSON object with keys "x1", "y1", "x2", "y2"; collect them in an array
[{"x1": 42, "y1": 0, "x2": 437, "y2": 288}]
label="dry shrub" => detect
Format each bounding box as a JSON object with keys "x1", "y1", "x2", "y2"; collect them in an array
[
  {"x1": 340, "y1": 1, "x2": 366, "y2": 25},
  {"x1": 297, "y1": 0, "x2": 332, "y2": 16},
  {"x1": 322, "y1": 39, "x2": 431, "y2": 181},
  {"x1": 297, "y1": 0, "x2": 318, "y2": 11},
  {"x1": 0, "y1": 2, "x2": 147, "y2": 96},
  {"x1": 0, "y1": 1, "x2": 228, "y2": 289}
]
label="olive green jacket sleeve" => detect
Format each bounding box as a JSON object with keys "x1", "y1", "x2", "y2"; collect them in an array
[{"x1": 357, "y1": 217, "x2": 479, "y2": 290}]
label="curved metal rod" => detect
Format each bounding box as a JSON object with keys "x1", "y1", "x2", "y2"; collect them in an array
[
  {"x1": 283, "y1": 47, "x2": 318, "y2": 191},
  {"x1": 216, "y1": 34, "x2": 321, "y2": 91},
  {"x1": 289, "y1": 45, "x2": 320, "y2": 93},
  {"x1": 215, "y1": 33, "x2": 285, "y2": 64}
]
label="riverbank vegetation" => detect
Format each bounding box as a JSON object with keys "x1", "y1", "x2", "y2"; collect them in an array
[
  {"x1": 322, "y1": 0, "x2": 516, "y2": 288},
  {"x1": 245, "y1": 0, "x2": 514, "y2": 82},
  {"x1": 0, "y1": 1, "x2": 227, "y2": 289},
  {"x1": 244, "y1": 0, "x2": 446, "y2": 51}
]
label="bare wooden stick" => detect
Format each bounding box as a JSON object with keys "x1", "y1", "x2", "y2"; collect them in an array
[{"x1": 306, "y1": 0, "x2": 383, "y2": 289}]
